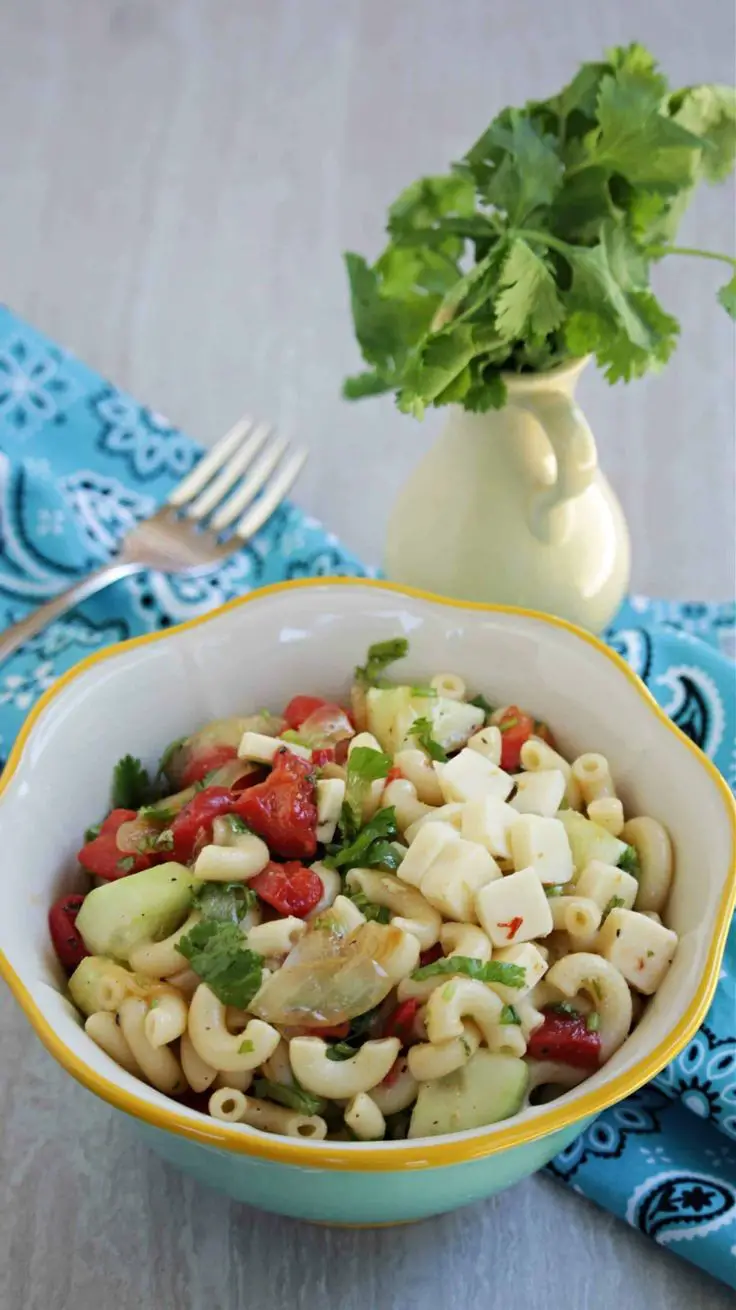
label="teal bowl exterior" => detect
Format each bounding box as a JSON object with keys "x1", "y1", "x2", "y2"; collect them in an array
[{"x1": 131, "y1": 1115, "x2": 594, "y2": 1224}]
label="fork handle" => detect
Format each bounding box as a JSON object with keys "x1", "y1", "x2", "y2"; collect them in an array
[{"x1": 0, "y1": 561, "x2": 143, "y2": 664}]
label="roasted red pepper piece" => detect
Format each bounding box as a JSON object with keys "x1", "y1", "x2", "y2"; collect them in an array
[
  {"x1": 77, "y1": 809, "x2": 154, "y2": 880},
  {"x1": 283, "y1": 695, "x2": 330, "y2": 730},
  {"x1": 382, "y1": 998, "x2": 421, "y2": 1047},
  {"x1": 496, "y1": 706, "x2": 556, "y2": 771},
  {"x1": 249, "y1": 860, "x2": 324, "y2": 918},
  {"x1": 234, "y1": 750, "x2": 317, "y2": 860},
  {"x1": 418, "y1": 943, "x2": 443, "y2": 968},
  {"x1": 169, "y1": 787, "x2": 236, "y2": 863},
  {"x1": 48, "y1": 894, "x2": 89, "y2": 970},
  {"x1": 381, "y1": 1059, "x2": 402, "y2": 1088},
  {"x1": 526, "y1": 1007, "x2": 601, "y2": 1070}
]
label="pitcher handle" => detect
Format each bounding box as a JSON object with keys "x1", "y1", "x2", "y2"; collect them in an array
[{"x1": 517, "y1": 390, "x2": 598, "y2": 544}]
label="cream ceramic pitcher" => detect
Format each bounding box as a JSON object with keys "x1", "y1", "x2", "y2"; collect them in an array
[{"x1": 384, "y1": 357, "x2": 630, "y2": 634}]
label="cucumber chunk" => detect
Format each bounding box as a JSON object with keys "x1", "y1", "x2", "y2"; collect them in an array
[
  {"x1": 366, "y1": 686, "x2": 416, "y2": 753},
  {"x1": 68, "y1": 956, "x2": 141, "y2": 1016},
  {"x1": 558, "y1": 810, "x2": 627, "y2": 874},
  {"x1": 408, "y1": 1049, "x2": 529, "y2": 1138},
  {"x1": 366, "y1": 686, "x2": 483, "y2": 755},
  {"x1": 75, "y1": 862, "x2": 197, "y2": 963}
]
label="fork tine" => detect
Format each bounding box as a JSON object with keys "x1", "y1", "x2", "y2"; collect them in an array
[
  {"x1": 186, "y1": 422, "x2": 272, "y2": 520},
  {"x1": 234, "y1": 448, "x2": 308, "y2": 542},
  {"x1": 168, "y1": 416, "x2": 256, "y2": 507},
  {"x1": 209, "y1": 437, "x2": 289, "y2": 532}
]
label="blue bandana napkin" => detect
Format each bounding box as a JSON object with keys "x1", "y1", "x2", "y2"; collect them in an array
[{"x1": 1, "y1": 306, "x2": 734, "y2": 1287}]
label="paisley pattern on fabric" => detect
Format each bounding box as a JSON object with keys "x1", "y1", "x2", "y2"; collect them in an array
[
  {"x1": 0, "y1": 306, "x2": 734, "y2": 1289},
  {"x1": 627, "y1": 1171, "x2": 736, "y2": 1246}
]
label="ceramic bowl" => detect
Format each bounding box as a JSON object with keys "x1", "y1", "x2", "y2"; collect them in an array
[{"x1": 1, "y1": 579, "x2": 734, "y2": 1225}]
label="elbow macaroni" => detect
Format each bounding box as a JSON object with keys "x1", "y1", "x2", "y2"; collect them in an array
[
  {"x1": 289, "y1": 1037, "x2": 401, "y2": 1098},
  {"x1": 118, "y1": 996, "x2": 188, "y2": 1095},
  {"x1": 188, "y1": 984, "x2": 280, "y2": 1072},
  {"x1": 545, "y1": 953, "x2": 633, "y2": 1060},
  {"x1": 344, "y1": 1092, "x2": 386, "y2": 1140},
  {"x1": 571, "y1": 753, "x2": 615, "y2": 805},
  {"x1": 622, "y1": 816, "x2": 674, "y2": 914}
]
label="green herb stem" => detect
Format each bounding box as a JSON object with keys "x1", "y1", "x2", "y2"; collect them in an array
[{"x1": 649, "y1": 245, "x2": 736, "y2": 267}]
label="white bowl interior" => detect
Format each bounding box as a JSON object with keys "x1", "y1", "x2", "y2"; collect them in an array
[{"x1": 1, "y1": 583, "x2": 733, "y2": 1151}]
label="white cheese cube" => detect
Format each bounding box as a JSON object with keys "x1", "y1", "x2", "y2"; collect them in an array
[
  {"x1": 396, "y1": 821, "x2": 460, "y2": 888},
  {"x1": 510, "y1": 815, "x2": 573, "y2": 885},
  {"x1": 466, "y1": 726, "x2": 502, "y2": 766},
  {"x1": 315, "y1": 778, "x2": 345, "y2": 843},
  {"x1": 430, "y1": 698, "x2": 485, "y2": 752},
  {"x1": 420, "y1": 840, "x2": 501, "y2": 922},
  {"x1": 597, "y1": 908, "x2": 678, "y2": 994},
  {"x1": 238, "y1": 731, "x2": 311, "y2": 763},
  {"x1": 511, "y1": 769, "x2": 566, "y2": 817},
  {"x1": 405, "y1": 804, "x2": 465, "y2": 844},
  {"x1": 435, "y1": 750, "x2": 513, "y2": 804},
  {"x1": 488, "y1": 943, "x2": 549, "y2": 1002},
  {"x1": 576, "y1": 859, "x2": 638, "y2": 912},
  {"x1": 475, "y1": 867, "x2": 554, "y2": 947},
  {"x1": 461, "y1": 797, "x2": 518, "y2": 859}
]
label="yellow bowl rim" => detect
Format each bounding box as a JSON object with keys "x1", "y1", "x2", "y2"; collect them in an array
[{"x1": 1, "y1": 576, "x2": 734, "y2": 1171}]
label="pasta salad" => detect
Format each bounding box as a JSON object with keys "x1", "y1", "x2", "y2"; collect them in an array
[{"x1": 50, "y1": 638, "x2": 678, "y2": 1143}]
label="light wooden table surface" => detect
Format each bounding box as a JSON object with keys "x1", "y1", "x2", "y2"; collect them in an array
[{"x1": 0, "y1": 4, "x2": 734, "y2": 1309}]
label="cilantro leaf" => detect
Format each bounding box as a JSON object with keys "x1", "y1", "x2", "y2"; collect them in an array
[
  {"x1": 346, "y1": 746, "x2": 393, "y2": 786},
  {"x1": 84, "y1": 821, "x2": 102, "y2": 843},
  {"x1": 618, "y1": 845, "x2": 641, "y2": 878},
  {"x1": 671, "y1": 84, "x2": 736, "y2": 183},
  {"x1": 408, "y1": 716, "x2": 448, "y2": 763},
  {"x1": 111, "y1": 755, "x2": 151, "y2": 809},
  {"x1": 469, "y1": 109, "x2": 564, "y2": 223},
  {"x1": 341, "y1": 747, "x2": 392, "y2": 837},
  {"x1": 494, "y1": 239, "x2": 564, "y2": 342},
  {"x1": 177, "y1": 921, "x2": 263, "y2": 1008},
  {"x1": 324, "y1": 806, "x2": 401, "y2": 874},
  {"x1": 590, "y1": 66, "x2": 705, "y2": 187},
  {"x1": 411, "y1": 955, "x2": 526, "y2": 988},
  {"x1": 193, "y1": 881, "x2": 258, "y2": 926},
  {"x1": 253, "y1": 1078, "x2": 326, "y2": 1116},
  {"x1": 354, "y1": 638, "x2": 409, "y2": 687}
]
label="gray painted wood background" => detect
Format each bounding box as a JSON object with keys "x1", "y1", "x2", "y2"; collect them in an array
[{"x1": 0, "y1": 3, "x2": 734, "y2": 1309}]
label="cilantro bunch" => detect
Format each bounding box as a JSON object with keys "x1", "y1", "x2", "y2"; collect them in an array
[{"x1": 343, "y1": 44, "x2": 735, "y2": 415}]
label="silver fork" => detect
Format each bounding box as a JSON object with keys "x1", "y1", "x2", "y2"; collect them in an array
[{"x1": 0, "y1": 417, "x2": 308, "y2": 663}]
